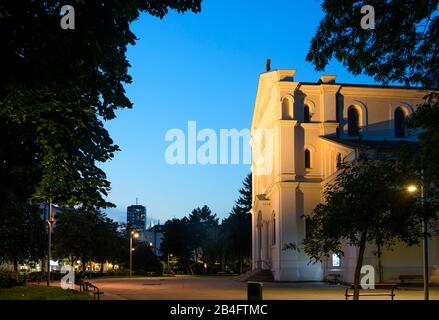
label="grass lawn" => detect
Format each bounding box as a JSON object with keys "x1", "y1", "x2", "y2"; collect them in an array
[{"x1": 0, "y1": 284, "x2": 92, "y2": 300}]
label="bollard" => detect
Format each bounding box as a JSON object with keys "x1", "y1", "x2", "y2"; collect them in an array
[{"x1": 247, "y1": 281, "x2": 263, "y2": 300}]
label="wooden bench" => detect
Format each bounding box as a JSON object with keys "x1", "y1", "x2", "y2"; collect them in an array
[
  {"x1": 345, "y1": 284, "x2": 397, "y2": 300},
  {"x1": 79, "y1": 279, "x2": 104, "y2": 300},
  {"x1": 399, "y1": 275, "x2": 423, "y2": 285}
]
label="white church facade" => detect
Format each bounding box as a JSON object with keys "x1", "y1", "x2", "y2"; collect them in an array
[{"x1": 250, "y1": 69, "x2": 439, "y2": 283}]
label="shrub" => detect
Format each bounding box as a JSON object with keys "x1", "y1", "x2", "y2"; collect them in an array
[
  {"x1": 0, "y1": 271, "x2": 27, "y2": 288},
  {"x1": 105, "y1": 268, "x2": 130, "y2": 277}
]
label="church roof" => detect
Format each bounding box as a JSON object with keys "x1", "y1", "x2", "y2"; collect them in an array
[{"x1": 320, "y1": 136, "x2": 419, "y2": 153}]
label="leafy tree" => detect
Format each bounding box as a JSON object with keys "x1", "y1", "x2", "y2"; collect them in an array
[
  {"x1": 189, "y1": 205, "x2": 219, "y2": 261},
  {"x1": 132, "y1": 243, "x2": 162, "y2": 275},
  {"x1": 52, "y1": 206, "x2": 123, "y2": 271},
  {"x1": 52, "y1": 207, "x2": 95, "y2": 270},
  {"x1": 307, "y1": 1, "x2": 439, "y2": 291},
  {"x1": 160, "y1": 217, "x2": 194, "y2": 274},
  {"x1": 222, "y1": 173, "x2": 252, "y2": 273},
  {"x1": 92, "y1": 216, "x2": 123, "y2": 272},
  {"x1": 0, "y1": 0, "x2": 202, "y2": 209},
  {"x1": 0, "y1": 203, "x2": 46, "y2": 270},
  {"x1": 303, "y1": 158, "x2": 422, "y2": 300},
  {"x1": 202, "y1": 224, "x2": 226, "y2": 274},
  {"x1": 306, "y1": 0, "x2": 438, "y2": 86}
]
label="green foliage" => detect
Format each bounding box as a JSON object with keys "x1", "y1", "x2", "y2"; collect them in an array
[
  {"x1": 0, "y1": 0, "x2": 203, "y2": 209},
  {"x1": 222, "y1": 173, "x2": 252, "y2": 273},
  {"x1": 132, "y1": 243, "x2": 162, "y2": 275},
  {"x1": 303, "y1": 158, "x2": 423, "y2": 299},
  {"x1": 0, "y1": 283, "x2": 92, "y2": 300},
  {"x1": 0, "y1": 271, "x2": 27, "y2": 288},
  {"x1": 306, "y1": 0, "x2": 438, "y2": 86},
  {"x1": 161, "y1": 174, "x2": 252, "y2": 275},
  {"x1": 406, "y1": 93, "x2": 439, "y2": 184},
  {"x1": 52, "y1": 206, "x2": 127, "y2": 269},
  {"x1": 0, "y1": 203, "x2": 46, "y2": 267},
  {"x1": 304, "y1": 158, "x2": 422, "y2": 259},
  {"x1": 161, "y1": 217, "x2": 194, "y2": 273}
]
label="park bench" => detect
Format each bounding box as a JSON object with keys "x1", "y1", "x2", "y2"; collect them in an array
[
  {"x1": 345, "y1": 284, "x2": 397, "y2": 300},
  {"x1": 399, "y1": 275, "x2": 423, "y2": 285},
  {"x1": 79, "y1": 279, "x2": 104, "y2": 300}
]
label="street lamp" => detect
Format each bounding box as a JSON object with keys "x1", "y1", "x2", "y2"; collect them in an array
[
  {"x1": 46, "y1": 200, "x2": 54, "y2": 287},
  {"x1": 167, "y1": 253, "x2": 173, "y2": 274},
  {"x1": 129, "y1": 231, "x2": 139, "y2": 277},
  {"x1": 407, "y1": 181, "x2": 429, "y2": 300}
]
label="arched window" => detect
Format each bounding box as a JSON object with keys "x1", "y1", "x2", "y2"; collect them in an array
[
  {"x1": 394, "y1": 107, "x2": 406, "y2": 138},
  {"x1": 272, "y1": 212, "x2": 276, "y2": 245},
  {"x1": 336, "y1": 153, "x2": 342, "y2": 168},
  {"x1": 305, "y1": 149, "x2": 311, "y2": 169},
  {"x1": 282, "y1": 98, "x2": 292, "y2": 119},
  {"x1": 348, "y1": 106, "x2": 360, "y2": 136},
  {"x1": 304, "y1": 105, "x2": 311, "y2": 123}
]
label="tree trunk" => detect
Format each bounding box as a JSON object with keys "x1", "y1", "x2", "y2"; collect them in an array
[
  {"x1": 100, "y1": 262, "x2": 104, "y2": 273},
  {"x1": 376, "y1": 242, "x2": 383, "y2": 284},
  {"x1": 13, "y1": 259, "x2": 18, "y2": 272},
  {"x1": 353, "y1": 231, "x2": 367, "y2": 300},
  {"x1": 240, "y1": 260, "x2": 243, "y2": 274}
]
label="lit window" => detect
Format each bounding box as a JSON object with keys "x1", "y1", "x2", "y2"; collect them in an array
[{"x1": 332, "y1": 253, "x2": 340, "y2": 268}]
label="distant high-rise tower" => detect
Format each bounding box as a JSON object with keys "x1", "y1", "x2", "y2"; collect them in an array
[{"x1": 127, "y1": 203, "x2": 147, "y2": 240}]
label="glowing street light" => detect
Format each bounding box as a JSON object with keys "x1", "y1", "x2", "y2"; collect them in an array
[
  {"x1": 407, "y1": 179, "x2": 429, "y2": 300},
  {"x1": 167, "y1": 253, "x2": 173, "y2": 274},
  {"x1": 130, "y1": 231, "x2": 139, "y2": 277}
]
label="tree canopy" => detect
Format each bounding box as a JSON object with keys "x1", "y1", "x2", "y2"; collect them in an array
[
  {"x1": 160, "y1": 174, "x2": 252, "y2": 275},
  {"x1": 0, "y1": 0, "x2": 202, "y2": 209},
  {"x1": 52, "y1": 206, "x2": 127, "y2": 271},
  {"x1": 303, "y1": 158, "x2": 422, "y2": 299},
  {"x1": 306, "y1": 0, "x2": 438, "y2": 86}
]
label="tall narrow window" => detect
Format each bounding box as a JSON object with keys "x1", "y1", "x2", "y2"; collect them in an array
[
  {"x1": 332, "y1": 253, "x2": 341, "y2": 268},
  {"x1": 282, "y1": 98, "x2": 292, "y2": 119},
  {"x1": 348, "y1": 106, "x2": 360, "y2": 136},
  {"x1": 272, "y1": 213, "x2": 276, "y2": 245},
  {"x1": 394, "y1": 107, "x2": 406, "y2": 138},
  {"x1": 305, "y1": 149, "x2": 311, "y2": 169},
  {"x1": 304, "y1": 105, "x2": 311, "y2": 123},
  {"x1": 336, "y1": 153, "x2": 342, "y2": 168}
]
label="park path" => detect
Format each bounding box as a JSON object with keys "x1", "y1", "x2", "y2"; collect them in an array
[{"x1": 88, "y1": 276, "x2": 439, "y2": 300}]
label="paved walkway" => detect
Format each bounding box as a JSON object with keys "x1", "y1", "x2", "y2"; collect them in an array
[{"x1": 87, "y1": 275, "x2": 439, "y2": 300}]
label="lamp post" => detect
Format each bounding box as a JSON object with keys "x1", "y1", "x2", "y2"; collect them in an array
[
  {"x1": 407, "y1": 179, "x2": 429, "y2": 300},
  {"x1": 167, "y1": 253, "x2": 173, "y2": 274},
  {"x1": 129, "y1": 231, "x2": 139, "y2": 277},
  {"x1": 46, "y1": 200, "x2": 54, "y2": 287}
]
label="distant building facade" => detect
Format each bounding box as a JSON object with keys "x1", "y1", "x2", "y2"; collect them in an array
[
  {"x1": 127, "y1": 205, "x2": 147, "y2": 241},
  {"x1": 251, "y1": 69, "x2": 439, "y2": 283}
]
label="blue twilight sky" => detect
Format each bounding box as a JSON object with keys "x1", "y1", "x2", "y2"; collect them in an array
[{"x1": 101, "y1": 0, "x2": 378, "y2": 223}]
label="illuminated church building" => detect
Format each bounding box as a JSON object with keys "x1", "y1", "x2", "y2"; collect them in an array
[{"x1": 250, "y1": 68, "x2": 439, "y2": 283}]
